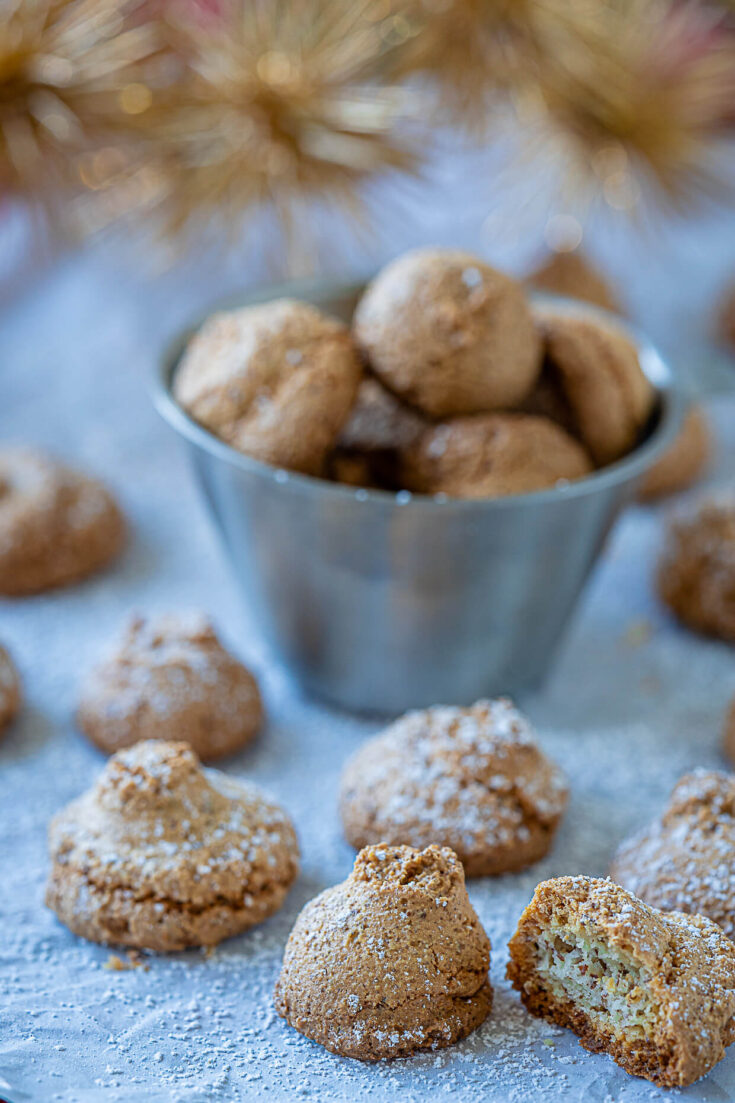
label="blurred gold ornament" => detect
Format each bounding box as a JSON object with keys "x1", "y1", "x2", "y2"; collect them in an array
[
  {"x1": 0, "y1": 0, "x2": 159, "y2": 216},
  {"x1": 126, "y1": 0, "x2": 418, "y2": 244}
]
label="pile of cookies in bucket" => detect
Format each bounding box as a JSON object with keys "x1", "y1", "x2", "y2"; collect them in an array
[
  {"x1": 172, "y1": 246, "x2": 706, "y2": 501},
  {"x1": 1, "y1": 243, "x2": 734, "y2": 1093}
]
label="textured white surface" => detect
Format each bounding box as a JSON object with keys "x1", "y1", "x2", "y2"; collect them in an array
[{"x1": 1, "y1": 237, "x2": 735, "y2": 1103}]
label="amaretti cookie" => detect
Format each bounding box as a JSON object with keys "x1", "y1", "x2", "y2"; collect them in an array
[
  {"x1": 0, "y1": 644, "x2": 21, "y2": 736},
  {"x1": 537, "y1": 310, "x2": 655, "y2": 465},
  {"x1": 329, "y1": 377, "x2": 427, "y2": 489},
  {"x1": 274, "y1": 843, "x2": 492, "y2": 1059},
  {"x1": 723, "y1": 699, "x2": 735, "y2": 766},
  {"x1": 527, "y1": 249, "x2": 620, "y2": 314},
  {"x1": 46, "y1": 740, "x2": 299, "y2": 951},
  {"x1": 0, "y1": 448, "x2": 125, "y2": 596},
  {"x1": 401, "y1": 413, "x2": 592, "y2": 498},
  {"x1": 657, "y1": 496, "x2": 735, "y2": 640},
  {"x1": 638, "y1": 406, "x2": 710, "y2": 501},
  {"x1": 610, "y1": 770, "x2": 735, "y2": 938},
  {"x1": 353, "y1": 248, "x2": 541, "y2": 418},
  {"x1": 507, "y1": 876, "x2": 735, "y2": 1088},
  {"x1": 76, "y1": 614, "x2": 262, "y2": 761},
  {"x1": 174, "y1": 299, "x2": 361, "y2": 475},
  {"x1": 339, "y1": 699, "x2": 568, "y2": 876}
]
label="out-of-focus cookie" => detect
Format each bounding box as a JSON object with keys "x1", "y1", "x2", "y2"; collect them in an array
[
  {"x1": 507, "y1": 875, "x2": 735, "y2": 1088},
  {"x1": 723, "y1": 699, "x2": 735, "y2": 766},
  {"x1": 0, "y1": 644, "x2": 21, "y2": 736},
  {"x1": 538, "y1": 310, "x2": 655, "y2": 465},
  {"x1": 353, "y1": 248, "x2": 541, "y2": 418},
  {"x1": 401, "y1": 412, "x2": 592, "y2": 498},
  {"x1": 77, "y1": 614, "x2": 263, "y2": 761},
  {"x1": 328, "y1": 378, "x2": 427, "y2": 489},
  {"x1": 46, "y1": 740, "x2": 299, "y2": 951},
  {"x1": 0, "y1": 449, "x2": 125, "y2": 596},
  {"x1": 637, "y1": 405, "x2": 710, "y2": 501},
  {"x1": 339, "y1": 698, "x2": 568, "y2": 876},
  {"x1": 174, "y1": 299, "x2": 362, "y2": 475},
  {"x1": 527, "y1": 249, "x2": 621, "y2": 314},
  {"x1": 274, "y1": 843, "x2": 491, "y2": 1059},
  {"x1": 610, "y1": 770, "x2": 735, "y2": 939},
  {"x1": 657, "y1": 496, "x2": 735, "y2": 641}
]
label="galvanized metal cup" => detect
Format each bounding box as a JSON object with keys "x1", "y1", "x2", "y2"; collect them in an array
[{"x1": 153, "y1": 278, "x2": 682, "y2": 715}]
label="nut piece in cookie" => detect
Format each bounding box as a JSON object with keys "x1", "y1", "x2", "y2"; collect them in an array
[
  {"x1": 401, "y1": 413, "x2": 592, "y2": 499},
  {"x1": 0, "y1": 644, "x2": 21, "y2": 736},
  {"x1": 353, "y1": 248, "x2": 541, "y2": 418},
  {"x1": 526, "y1": 249, "x2": 621, "y2": 314},
  {"x1": 610, "y1": 770, "x2": 735, "y2": 939},
  {"x1": 174, "y1": 298, "x2": 361, "y2": 475},
  {"x1": 340, "y1": 699, "x2": 567, "y2": 876},
  {"x1": 0, "y1": 448, "x2": 125, "y2": 596},
  {"x1": 507, "y1": 876, "x2": 735, "y2": 1088},
  {"x1": 77, "y1": 613, "x2": 263, "y2": 761},
  {"x1": 46, "y1": 740, "x2": 299, "y2": 951},
  {"x1": 274, "y1": 843, "x2": 492, "y2": 1059},
  {"x1": 657, "y1": 496, "x2": 735, "y2": 641},
  {"x1": 537, "y1": 310, "x2": 655, "y2": 465},
  {"x1": 638, "y1": 405, "x2": 710, "y2": 502}
]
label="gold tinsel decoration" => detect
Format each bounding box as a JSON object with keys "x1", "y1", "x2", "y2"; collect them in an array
[
  {"x1": 0, "y1": 0, "x2": 734, "y2": 245},
  {"x1": 0, "y1": 0, "x2": 158, "y2": 215}
]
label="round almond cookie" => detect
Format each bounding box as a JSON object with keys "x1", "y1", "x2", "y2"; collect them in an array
[
  {"x1": 0, "y1": 448, "x2": 125, "y2": 596},
  {"x1": 657, "y1": 496, "x2": 735, "y2": 641},
  {"x1": 77, "y1": 614, "x2": 263, "y2": 761},
  {"x1": 0, "y1": 644, "x2": 21, "y2": 737},
  {"x1": 274, "y1": 843, "x2": 492, "y2": 1059},
  {"x1": 45, "y1": 740, "x2": 299, "y2": 951},
  {"x1": 610, "y1": 770, "x2": 735, "y2": 939},
  {"x1": 537, "y1": 309, "x2": 655, "y2": 465},
  {"x1": 353, "y1": 248, "x2": 541, "y2": 418},
  {"x1": 637, "y1": 405, "x2": 710, "y2": 502},
  {"x1": 174, "y1": 299, "x2": 362, "y2": 476},
  {"x1": 339, "y1": 698, "x2": 568, "y2": 876},
  {"x1": 400, "y1": 413, "x2": 592, "y2": 499}
]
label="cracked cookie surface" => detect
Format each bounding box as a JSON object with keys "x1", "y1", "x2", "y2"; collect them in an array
[
  {"x1": 339, "y1": 699, "x2": 567, "y2": 876},
  {"x1": 45, "y1": 740, "x2": 299, "y2": 951},
  {"x1": 507, "y1": 876, "x2": 735, "y2": 1088},
  {"x1": 274, "y1": 843, "x2": 492, "y2": 1059}
]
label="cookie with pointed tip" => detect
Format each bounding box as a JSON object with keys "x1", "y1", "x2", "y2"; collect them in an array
[
  {"x1": 657, "y1": 496, "x2": 735, "y2": 641},
  {"x1": 340, "y1": 699, "x2": 567, "y2": 875},
  {"x1": 274, "y1": 843, "x2": 491, "y2": 1059},
  {"x1": 507, "y1": 875, "x2": 735, "y2": 1088},
  {"x1": 610, "y1": 770, "x2": 735, "y2": 939},
  {"x1": 527, "y1": 249, "x2": 620, "y2": 314},
  {"x1": 537, "y1": 310, "x2": 654, "y2": 465},
  {"x1": 175, "y1": 299, "x2": 362, "y2": 475},
  {"x1": 353, "y1": 248, "x2": 541, "y2": 418},
  {"x1": 77, "y1": 613, "x2": 263, "y2": 761},
  {"x1": 0, "y1": 448, "x2": 125, "y2": 596},
  {"x1": 45, "y1": 740, "x2": 299, "y2": 951},
  {"x1": 0, "y1": 644, "x2": 21, "y2": 737},
  {"x1": 401, "y1": 412, "x2": 592, "y2": 498}
]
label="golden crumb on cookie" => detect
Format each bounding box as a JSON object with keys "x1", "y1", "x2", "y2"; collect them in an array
[
  {"x1": 339, "y1": 699, "x2": 567, "y2": 876},
  {"x1": 174, "y1": 299, "x2": 362, "y2": 475},
  {"x1": 274, "y1": 843, "x2": 491, "y2": 1059},
  {"x1": 76, "y1": 613, "x2": 263, "y2": 761},
  {"x1": 638, "y1": 406, "x2": 710, "y2": 501},
  {"x1": 537, "y1": 310, "x2": 655, "y2": 466},
  {"x1": 657, "y1": 496, "x2": 735, "y2": 641},
  {"x1": 45, "y1": 740, "x2": 299, "y2": 951},
  {"x1": 353, "y1": 248, "x2": 541, "y2": 418},
  {"x1": 0, "y1": 643, "x2": 21, "y2": 736},
  {"x1": 0, "y1": 448, "x2": 125, "y2": 596},
  {"x1": 401, "y1": 412, "x2": 592, "y2": 498},
  {"x1": 507, "y1": 876, "x2": 735, "y2": 1088},
  {"x1": 526, "y1": 250, "x2": 621, "y2": 314},
  {"x1": 610, "y1": 770, "x2": 735, "y2": 938}
]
